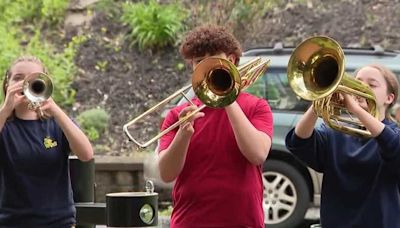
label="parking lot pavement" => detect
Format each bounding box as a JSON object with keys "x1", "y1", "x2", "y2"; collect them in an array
[
  {"x1": 95, "y1": 207, "x2": 321, "y2": 228},
  {"x1": 297, "y1": 219, "x2": 321, "y2": 228},
  {"x1": 297, "y1": 207, "x2": 320, "y2": 228},
  {"x1": 305, "y1": 207, "x2": 320, "y2": 220}
]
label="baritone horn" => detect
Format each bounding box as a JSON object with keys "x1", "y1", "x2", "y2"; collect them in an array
[
  {"x1": 23, "y1": 72, "x2": 53, "y2": 118},
  {"x1": 123, "y1": 57, "x2": 270, "y2": 148},
  {"x1": 287, "y1": 36, "x2": 378, "y2": 137}
]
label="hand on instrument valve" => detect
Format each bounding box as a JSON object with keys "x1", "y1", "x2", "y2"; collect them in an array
[
  {"x1": 178, "y1": 105, "x2": 204, "y2": 135},
  {"x1": 38, "y1": 98, "x2": 61, "y2": 119},
  {"x1": 341, "y1": 93, "x2": 365, "y2": 115},
  {"x1": 2, "y1": 81, "x2": 25, "y2": 116}
]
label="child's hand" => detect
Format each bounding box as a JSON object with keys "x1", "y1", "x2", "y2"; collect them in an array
[
  {"x1": 39, "y1": 98, "x2": 61, "y2": 119},
  {"x1": 341, "y1": 93, "x2": 364, "y2": 114},
  {"x1": 178, "y1": 105, "x2": 205, "y2": 135},
  {"x1": 2, "y1": 81, "x2": 25, "y2": 115}
]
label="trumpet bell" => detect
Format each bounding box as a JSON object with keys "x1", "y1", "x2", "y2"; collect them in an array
[{"x1": 23, "y1": 72, "x2": 53, "y2": 103}]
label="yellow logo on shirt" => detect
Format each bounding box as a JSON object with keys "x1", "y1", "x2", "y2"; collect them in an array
[{"x1": 44, "y1": 137, "x2": 58, "y2": 149}]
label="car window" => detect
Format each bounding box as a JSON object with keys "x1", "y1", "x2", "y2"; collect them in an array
[
  {"x1": 178, "y1": 61, "x2": 400, "y2": 112},
  {"x1": 246, "y1": 69, "x2": 310, "y2": 112}
]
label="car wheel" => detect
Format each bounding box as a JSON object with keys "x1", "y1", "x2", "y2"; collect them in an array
[{"x1": 262, "y1": 159, "x2": 310, "y2": 228}]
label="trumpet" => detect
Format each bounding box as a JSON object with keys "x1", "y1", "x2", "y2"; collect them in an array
[
  {"x1": 23, "y1": 72, "x2": 53, "y2": 118},
  {"x1": 287, "y1": 36, "x2": 378, "y2": 137},
  {"x1": 123, "y1": 57, "x2": 270, "y2": 148}
]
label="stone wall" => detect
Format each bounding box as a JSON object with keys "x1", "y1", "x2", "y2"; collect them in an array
[{"x1": 94, "y1": 156, "x2": 144, "y2": 203}]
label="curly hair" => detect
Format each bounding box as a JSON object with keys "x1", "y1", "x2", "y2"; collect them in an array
[{"x1": 179, "y1": 24, "x2": 242, "y2": 65}]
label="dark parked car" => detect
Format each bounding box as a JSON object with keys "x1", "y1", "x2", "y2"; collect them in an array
[{"x1": 144, "y1": 42, "x2": 400, "y2": 228}]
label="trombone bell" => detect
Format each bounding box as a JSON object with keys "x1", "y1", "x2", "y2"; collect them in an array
[
  {"x1": 123, "y1": 57, "x2": 270, "y2": 148},
  {"x1": 192, "y1": 57, "x2": 241, "y2": 108}
]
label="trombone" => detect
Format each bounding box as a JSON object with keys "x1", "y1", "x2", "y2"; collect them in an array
[
  {"x1": 287, "y1": 36, "x2": 378, "y2": 137},
  {"x1": 123, "y1": 57, "x2": 270, "y2": 148},
  {"x1": 23, "y1": 72, "x2": 53, "y2": 119}
]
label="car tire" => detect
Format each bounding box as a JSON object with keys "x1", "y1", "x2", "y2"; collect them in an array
[{"x1": 262, "y1": 159, "x2": 310, "y2": 228}]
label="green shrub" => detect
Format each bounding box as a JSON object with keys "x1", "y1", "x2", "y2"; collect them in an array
[
  {"x1": 0, "y1": 0, "x2": 41, "y2": 25},
  {"x1": 0, "y1": 25, "x2": 22, "y2": 73},
  {"x1": 0, "y1": 0, "x2": 69, "y2": 26},
  {"x1": 76, "y1": 108, "x2": 110, "y2": 141},
  {"x1": 0, "y1": 31, "x2": 87, "y2": 106},
  {"x1": 24, "y1": 32, "x2": 87, "y2": 107},
  {"x1": 121, "y1": 0, "x2": 187, "y2": 50},
  {"x1": 0, "y1": 0, "x2": 81, "y2": 105},
  {"x1": 41, "y1": 0, "x2": 70, "y2": 25}
]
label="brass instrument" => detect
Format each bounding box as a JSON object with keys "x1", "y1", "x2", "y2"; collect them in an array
[
  {"x1": 23, "y1": 72, "x2": 53, "y2": 118},
  {"x1": 287, "y1": 36, "x2": 378, "y2": 137},
  {"x1": 123, "y1": 57, "x2": 270, "y2": 148}
]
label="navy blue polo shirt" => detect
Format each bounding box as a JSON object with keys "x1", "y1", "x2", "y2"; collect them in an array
[{"x1": 0, "y1": 117, "x2": 75, "y2": 227}]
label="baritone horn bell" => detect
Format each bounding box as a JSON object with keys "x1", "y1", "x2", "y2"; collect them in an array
[{"x1": 287, "y1": 36, "x2": 379, "y2": 137}]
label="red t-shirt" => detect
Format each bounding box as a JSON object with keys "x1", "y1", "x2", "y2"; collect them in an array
[{"x1": 159, "y1": 92, "x2": 273, "y2": 228}]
